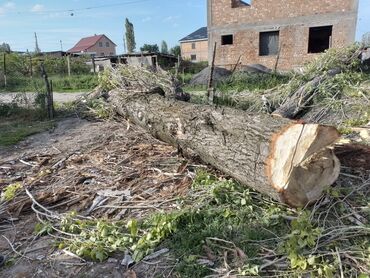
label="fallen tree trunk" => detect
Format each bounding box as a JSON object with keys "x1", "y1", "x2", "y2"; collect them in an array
[
  {"x1": 109, "y1": 90, "x2": 341, "y2": 207},
  {"x1": 272, "y1": 68, "x2": 341, "y2": 119}
]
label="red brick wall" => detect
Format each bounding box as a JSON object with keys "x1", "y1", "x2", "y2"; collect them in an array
[
  {"x1": 181, "y1": 40, "x2": 209, "y2": 62},
  {"x1": 208, "y1": 0, "x2": 359, "y2": 70}
]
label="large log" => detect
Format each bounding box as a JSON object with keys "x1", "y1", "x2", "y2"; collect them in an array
[{"x1": 109, "y1": 90, "x2": 341, "y2": 207}]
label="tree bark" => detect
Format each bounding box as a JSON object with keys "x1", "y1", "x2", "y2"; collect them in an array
[
  {"x1": 272, "y1": 68, "x2": 341, "y2": 119},
  {"x1": 109, "y1": 90, "x2": 341, "y2": 207}
]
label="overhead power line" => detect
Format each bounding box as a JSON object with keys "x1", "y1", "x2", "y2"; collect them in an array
[{"x1": 9, "y1": 0, "x2": 152, "y2": 15}]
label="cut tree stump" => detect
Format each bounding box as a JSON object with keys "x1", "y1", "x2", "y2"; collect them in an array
[{"x1": 109, "y1": 90, "x2": 341, "y2": 207}]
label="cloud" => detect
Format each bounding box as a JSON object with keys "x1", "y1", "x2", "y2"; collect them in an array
[
  {"x1": 0, "y1": 2, "x2": 15, "y2": 16},
  {"x1": 4, "y1": 2, "x2": 15, "y2": 9},
  {"x1": 162, "y1": 15, "x2": 181, "y2": 24},
  {"x1": 163, "y1": 16, "x2": 174, "y2": 22},
  {"x1": 31, "y1": 4, "x2": 45, "y2": 12},
  {"x1": 142, "y1": 16, "x2": 152, "y2": 23}
]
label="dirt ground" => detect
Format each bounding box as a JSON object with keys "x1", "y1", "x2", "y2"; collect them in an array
[
  {"x1": 0, "y1": 116, "x2": 195, "y2": 277},
  {"x1": 0, "y1": 92, "x2": 86, "y2": 104}
]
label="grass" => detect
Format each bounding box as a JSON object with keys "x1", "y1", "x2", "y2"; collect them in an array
[
  {"x1": 0, "y1": 120, "x2": 54, "y2": 146},
  {"x1": 32, "y1": 170, "x2": 289, "y2": 277},
  {"x1": 217, "y1": 72, "x2": 291, "y2": 93},
  {"x1": 0, "y1": 101, "x2": 69, "y2": 146},
  {"x1": 160, "y1": 171, "x2": 290, "y2": 277},
  {"x1": 0, "y1": 104, "x2": 55, "y2": 146},
  {"x1": 183, "y1": 72, "x2": 290, "y2": 94},
  {"x1": 158, "y1": 171, "x2": 369, "y2": 277},
  {"x1": 0, "y1": 74, "x2": 98, "y2": 93},
  {"x1": 19, "y1": 163, "x2": 370, "y2": 277},
  {"x1": 178, "y1": 72, "x2": 197, "y2": 85}
]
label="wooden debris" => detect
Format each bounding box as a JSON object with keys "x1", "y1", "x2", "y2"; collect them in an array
[
  {"x1": 0, "y1": 122, "x2": 193, "y2": 221},
  {"x1": 272, "y1": 68, "x2": 341, "y2": 119}
]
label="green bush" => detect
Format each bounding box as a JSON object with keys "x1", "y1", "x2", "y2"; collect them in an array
[
  {"x1": 0, "y1": 75, "x2": 98, "y2": 92},
  {"x1": 180, "y1": 60, "x2": 208, "y2": 74},
  {"x1": 0, "y1": 53, "x2": 91, "y2": 78},
  {"x1": 218, "y1": 72, "x2": 291, "y2": 92},
  {"x1": 51, "y1": 75, "x2": 98, "y2": 91}
]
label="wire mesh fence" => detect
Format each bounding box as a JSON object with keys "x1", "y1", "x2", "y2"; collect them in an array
[{"x1": 0, "y1": 53, "x2": 97, "y2": 92}]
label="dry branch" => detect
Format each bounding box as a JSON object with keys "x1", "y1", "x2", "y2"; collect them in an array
[{"x1": 272, "y1": 68, "x2": 341, "y2": 119}]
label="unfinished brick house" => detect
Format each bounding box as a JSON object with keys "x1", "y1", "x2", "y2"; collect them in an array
[
  {"x1": 207, "y1": 0, "x2": 359, "y2": 70},
  {"x1": 180, "y1": 27, "x2": 208, "y2": 62}
]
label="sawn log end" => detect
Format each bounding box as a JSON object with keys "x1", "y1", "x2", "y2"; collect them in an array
[{"x1": 266, "y1": 124, "x2": 341, "y2": 207}]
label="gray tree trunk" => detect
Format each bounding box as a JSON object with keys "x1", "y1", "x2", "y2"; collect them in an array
[{"x1": 109, "y1": 90, "x2": 340, "y2": 207}]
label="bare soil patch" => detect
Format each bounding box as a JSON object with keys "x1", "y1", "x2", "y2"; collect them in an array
[{"x1": 0, "y1": 92, "x2": 86, "y2": 104}]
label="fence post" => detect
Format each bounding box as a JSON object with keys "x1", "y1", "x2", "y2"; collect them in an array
[
  {"x1": 3, "y1": 53, "x2": 7, "y2": 88},
  {"x1": 175, "y1": 55, "x2": 180, "y2": 76},
  {"x1": 29, "y1": 54, "x2": 33, "y2": 78},
  {"x1": 91, "y1": 54, "x2": 96, "y2": 74},
  {"x1": 67, "y1": 55, "x2": 71, "y2": 77},
  {"x1": 207, "y1": 42, "x2": 217, "y2": 105},
  {"x1": 50, "y1": 79, "x2": 55, "y2": 116},
  {"x1": 274, "y1": 45, "x2": 281, "y2": 73},
  {"x1": 41, "y1": 64, "x2": 54, "y2": 119}
]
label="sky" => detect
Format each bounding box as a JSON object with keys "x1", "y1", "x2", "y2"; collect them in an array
[{"x1": 0, "y1": 0, "x2": 369, "y2": 53}]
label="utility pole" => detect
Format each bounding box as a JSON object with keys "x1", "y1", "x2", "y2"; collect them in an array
[{"x1": 60, "y1": 40, "x2": 63, "y2": 52}]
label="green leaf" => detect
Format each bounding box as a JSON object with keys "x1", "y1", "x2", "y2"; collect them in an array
[
  {"x1": 307, "y1": 255, "x2": 316, "y2": 266},
  {"x1": 133, "y1": 249, "x2": 145, "y2": 261},
  {"x1": 95, "y1": 250, "x2": 106, "y2": 262},
  {"x1": 127, "y1": 219, "x2": 138, "y2": 237}
]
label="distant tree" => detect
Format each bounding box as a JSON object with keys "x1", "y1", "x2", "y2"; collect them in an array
[
  {"x1": 0, "y1": 43, "x2": 11, "y2": 53},
  {"x1": 170, "y1": 45, "x2": 181, "y2": 57},
  {"x1": 125, "y1": 18, "x2": 136, "y2": 53},
  {"x1": 34, "y1": 32, "x2": 41, "y2": 54},
  {"x1": 161, "y1": 40, "x2": 168, "y2": 54},
  {"x1": 140, "y1": 44, "x2": 159, "y2": 53},
  {"x1": 363, "y1": 32, "x2": 370, "y2": 47}
]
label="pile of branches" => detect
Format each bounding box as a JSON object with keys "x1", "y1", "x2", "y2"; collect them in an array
[
  {"x1": 0, "y1": 121, "x2": 194, "y2": 268},
  {"x1": 220, "y1": 44, "x2": 370, "y2": 126},
  {"x1": 0, "y1": 123, "x2": 192, "y2": 223},
  {"x1": 98, "y1": 64, "x2": 178, "y2": 97}
]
